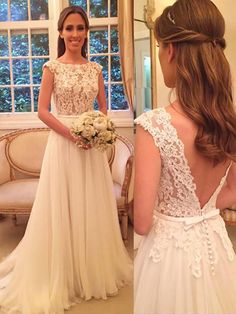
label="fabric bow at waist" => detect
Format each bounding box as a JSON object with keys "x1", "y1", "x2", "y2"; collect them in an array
[{"x1": 154, "y1": 209, "x2": 220, "y2": 230}]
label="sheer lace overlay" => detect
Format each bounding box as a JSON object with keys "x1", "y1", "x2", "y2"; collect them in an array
[
  {"x1": 43, "y1": 60, "x2": 102, "y2": 115},
  {"x1": 135, "y1": 108, "x2": 234, "y2": 277}
]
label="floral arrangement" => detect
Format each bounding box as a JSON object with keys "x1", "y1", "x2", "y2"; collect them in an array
[{"x1": 71, "y1": 111, "x2": 117, "y2": 152}]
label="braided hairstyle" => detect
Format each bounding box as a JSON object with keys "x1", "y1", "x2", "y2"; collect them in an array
[{"x1": 155, "y1": 0, "x2": 236, "y2": 165}]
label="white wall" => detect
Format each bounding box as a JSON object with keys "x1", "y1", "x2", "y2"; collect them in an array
[
  {"x1": 134, "y1": 0, "x2": 151, "y2": 118},
  {"x1": 154, "y1": 0, "x2": 236, "y2": 107},
  {"x1": 134, "y1": 0, "x2": 150, "y2": 40}
]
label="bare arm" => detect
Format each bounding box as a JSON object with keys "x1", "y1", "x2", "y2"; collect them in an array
[
  {"x1": 134, "y1": 125, "x2": 161, "y2": 235},
  {"x1": 38, "y1": 67, "x2": 76, "y2": 142},
  {"x1": 216, "y1": 162, "x2": 236, "y2": 209},
  {"x1": 96, "y1": 71, "x2": 107, "y2": 115}
]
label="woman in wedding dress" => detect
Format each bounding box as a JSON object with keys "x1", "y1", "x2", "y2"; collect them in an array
[
  {"x1": 0, "y1": 6, "x2": 132, "y2": 314},
  {"x1": 134, "y1": 0, "x2": 236, "y2": 313}
]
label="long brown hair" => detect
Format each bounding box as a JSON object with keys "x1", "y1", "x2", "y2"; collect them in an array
[
  {"x1": 57, "y1": 6, "x2": 89, "y2": 58},
  {"x1": 155, "y1": 0, "x2": 236, "y2": 164}
]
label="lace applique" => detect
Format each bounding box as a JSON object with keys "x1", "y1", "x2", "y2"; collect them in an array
[
  {"x1": 135, "y1": 108, "x2": 200, "y2": 217},
  {"x1": 150, "y1": 219, "x2": 207, "y2": 278},
  {"x1": 149, "y1": 216, "x2": 234, "y2": 278},
  {"x1": 43, "y1": 60, "x2": 102, "y2": 115}
]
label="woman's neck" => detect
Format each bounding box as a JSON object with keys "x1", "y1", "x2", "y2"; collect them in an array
[
  {"x1": 58, "y1": 52, "x2": 87, "y2": 64},
  {"x1": 170, "y1": 101, "x2": 188, "y2": 118}
]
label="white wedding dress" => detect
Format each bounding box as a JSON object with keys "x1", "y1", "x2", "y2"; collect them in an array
[
  {"x1": 0, "y1": 60, "x2": 132, "y2": 314},
  {"x1": 134, "y1": 108, "x2": 236, "y2": 314}
]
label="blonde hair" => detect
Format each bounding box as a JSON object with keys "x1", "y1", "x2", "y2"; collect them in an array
[{"x1": 155, "y1": 0, "x2": 236, "y2": 164}]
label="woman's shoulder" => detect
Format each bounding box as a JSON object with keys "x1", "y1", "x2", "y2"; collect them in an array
[
  {"x1": 135, "y1": 108, "x2": 172, "y2": 150},
  {"x1": 88, "y1": 61, "x2": 103, "y2": 73},
  {"x1": 42, "y1": 59, "x2": 59, "y2": 73},
  {"x1": 166, "y1": 103, "x2": 198, "y2": 137}
]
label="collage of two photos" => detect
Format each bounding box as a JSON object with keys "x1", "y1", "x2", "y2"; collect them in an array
[{"x1": 1, "y1": 0, "x2": 236, "y2": 313}]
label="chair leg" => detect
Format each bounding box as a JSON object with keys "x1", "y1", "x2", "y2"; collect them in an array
[{"x1": 121, "y1": 212, "x2": 128, "y2": 243}]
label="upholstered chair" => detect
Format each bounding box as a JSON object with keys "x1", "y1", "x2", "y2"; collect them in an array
[
  {"x1": 222, "y1": 204, "x2": 236, "y2": 226},
  {"x1": 110, "y1": 135, "x2": 134, "y2": 241}
]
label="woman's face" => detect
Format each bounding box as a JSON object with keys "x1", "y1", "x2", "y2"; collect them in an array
[
  {"x1": 158, "y1": 41, "x2": 176, "y2": 88},
  {"x1": 60, "y1": 13, "x2": 87, "y2": 54}
]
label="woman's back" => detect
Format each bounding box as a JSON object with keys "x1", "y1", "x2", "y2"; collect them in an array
[
  {"x1": 134, "y1": 105, "x2": 236, "y2": 314},
  {"x1": 135, "y1": 105, "x2": 231, "y2": 218},
  {"x1": 134, "y1": 1, "x2": 236, "y2": 313},
  {"x1": 166, "y1": 102, "x2": 231, "y2": 210}
]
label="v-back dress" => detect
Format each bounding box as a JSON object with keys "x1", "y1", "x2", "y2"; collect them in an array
[
  {"x1": 0, "y1": 60, "x2": 132, "y2": 314},
  {"x1": 134, "y1": 108, "x2": 236, "y2": 314}
]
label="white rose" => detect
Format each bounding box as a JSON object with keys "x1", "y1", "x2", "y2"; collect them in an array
[
  {"x1": 93, "y1": 117, "x2": 108, "y2": 131},
  {"x1": 71, "y1": 120, "x2": 84, "y2": 135},
  {"x1": 81, "y1": 125, "x2": 96, "y2": 139},
  {"x1": 83, "y1": 116, "x2": 94, "y2": 125},
  {"x1": 94, "y1": 138, "x2": 107, "y2": 152},
  {"x1": 91, "y1": 112, "x2": 100, "y2": 119},
  {"x1": 111, "y1": 132, "x2": 117, "y2": 141},
  {"x1": 107, "y1": 119, "x2": 114, "y2": 129},
  {"x1": 98, "y1": 130, "x2": 112, "y2": 142}
]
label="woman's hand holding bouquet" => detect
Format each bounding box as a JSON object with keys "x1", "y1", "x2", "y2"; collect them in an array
[{"x1": 70, "y1": 111, "x2": 117, "y2": 152}]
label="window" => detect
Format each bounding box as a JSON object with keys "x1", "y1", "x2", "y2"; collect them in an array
[
  {"x1": 0, "y1": 0, "x2": 131, "y2": 128},
  {"x1": 0, "y1": 0, "x2": 50, "y2": 114}
]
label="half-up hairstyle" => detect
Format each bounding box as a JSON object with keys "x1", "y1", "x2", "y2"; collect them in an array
[
  {"x1": 57, "y1": 6, "x2": 89, "y2": 58},
  {"x1": 155, "y1": 0, "x2": 236, "y2": 165}
]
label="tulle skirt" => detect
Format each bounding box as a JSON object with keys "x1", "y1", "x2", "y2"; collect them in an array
[
  {"x1": 0, "y1": 116, "x2": 132, "y2": 314},
  {"x1": 134, "y1": 212, "x2": 236, "y2": 314}
]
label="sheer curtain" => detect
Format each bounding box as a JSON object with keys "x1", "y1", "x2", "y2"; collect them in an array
[{"x1": 118, "y1": 0, "x2": 134, "y2": 111}]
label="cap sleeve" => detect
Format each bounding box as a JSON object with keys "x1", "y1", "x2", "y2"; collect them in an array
[
  {"x1": 135, "y1": 111, "x2": 154, "y2": 131},
  {"x1": 135, "y1": 110, "x2": 164, "y2": 148},
  {"x1": 93, "y1": 62, "x2": 103, "y2": 75},
  {"x1": 42, "y1": 60, "x2": 57, "y2": 73}
]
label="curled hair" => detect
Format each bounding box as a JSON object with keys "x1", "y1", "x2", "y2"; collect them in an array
[
  {"x1": 57, "y1": 6, "x2": 89, "y2": 58},
  {"x1": 155, "y1": 0, "x2": 236, "y2": 164}
]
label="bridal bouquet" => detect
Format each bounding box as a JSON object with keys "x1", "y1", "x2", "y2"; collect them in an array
[{"x1": 71, "y1": 111, "x2": 117, "y2": 152}]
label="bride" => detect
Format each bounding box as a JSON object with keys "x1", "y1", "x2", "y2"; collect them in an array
[
  {"x1": 0, "y1": 5, "x2": 132, "y2": 314},
  {"x1": 134, "y1": 0, "x2": 236, "y2": 313}
]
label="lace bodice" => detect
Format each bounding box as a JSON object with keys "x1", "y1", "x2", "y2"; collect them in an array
[
  {"x1": 43, "y1": 60, "x2": 102, "y2": 115},
  {"x1": 135, "y1": 108, "x2": 229, "y2": 218}
]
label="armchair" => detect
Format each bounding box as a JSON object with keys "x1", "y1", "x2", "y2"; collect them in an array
[
  {"x1": 110, "y1": 135, "x2": 134, "y2": 241},
  {"x1": 222, "y1": 204, "x2": 236, "y2": 226}
]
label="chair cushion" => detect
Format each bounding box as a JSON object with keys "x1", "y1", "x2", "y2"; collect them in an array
[
  {"x1": 0, "y1": 179, "x2": 38, "y2": 210},
  {"x1": 7, "y1": 131, "x2": 49, "y2": 175},
  {"x1": 223, "y1": 208, "x2": 236, "y2": 223},
  {"x1": 113, "y1": 182, "x2": 125, "y2": 207},
  {"x1": 0, "y1": 139, "x2": 10, "y2": 185},
  {"x1": 0, "y1": 179, "x2": 124, "y2": 211},
  {"x1": 112, "y1": 140, "x2": 130, "y2": 186}
]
